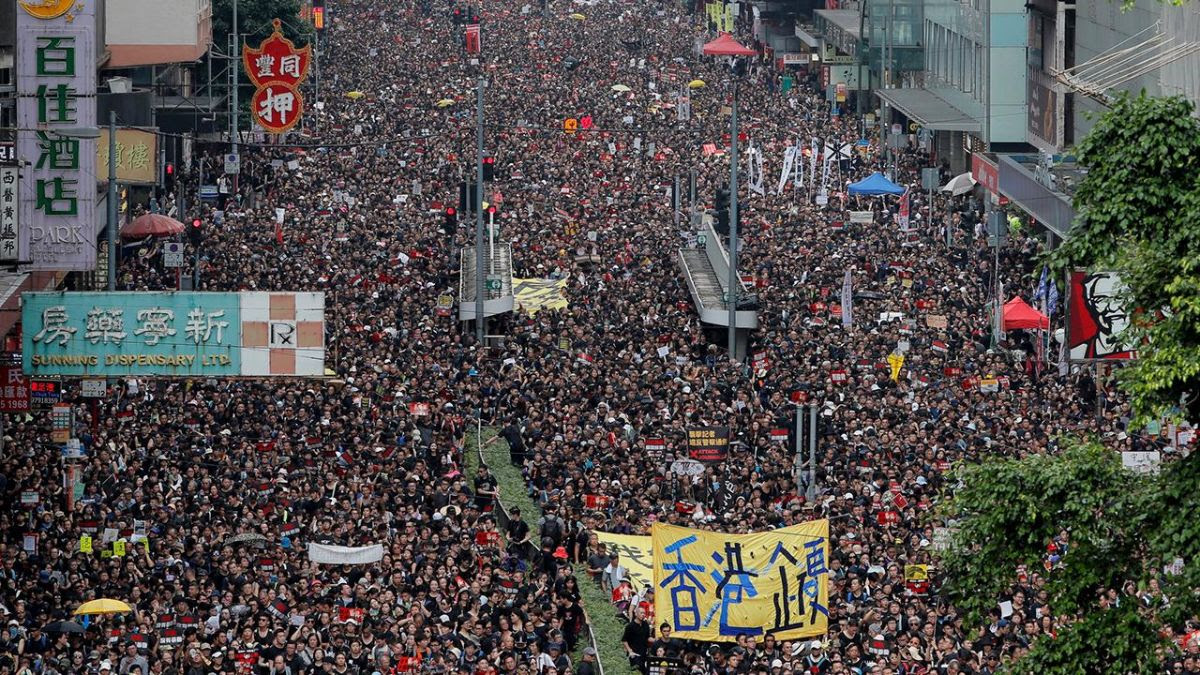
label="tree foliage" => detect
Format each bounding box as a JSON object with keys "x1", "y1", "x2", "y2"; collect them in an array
[
  {"x1": 937, "y1": 439, "x2": 1200, "y2": 673},
  {"x1": 212, "y1": 0, "x2": 313, "y2": 51},
  {"x1": 1047, "y1": 93, "x2": 1200, "y2": 423}
]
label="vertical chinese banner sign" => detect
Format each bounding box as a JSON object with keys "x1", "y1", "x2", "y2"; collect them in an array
[
  {"x1": 17, "y1": 0, "x2": 99, "y2": 270},
  {"x1": 465, "y1": 25, "x2": 481, "y2": 54},
  {"x1": 242, "y1": 19, "x2": 312, "y2": 134},
  {"x1": 652, "y1": 520, "x2": 830, "y2": 642}
]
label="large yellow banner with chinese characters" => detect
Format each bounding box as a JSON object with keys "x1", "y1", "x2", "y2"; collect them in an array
[
  {"x1": 97, "y1": 128, "x2": 158, "y2": 185},
  {"x1": 652, "y1": 520, "x2": 830, "y2": 642},
  {"x1": 512, "y1": 277, "x2": 569, "y2": 314},
  {"x1": 593, "y1": 531, "x2": 653, "y2": 593}
]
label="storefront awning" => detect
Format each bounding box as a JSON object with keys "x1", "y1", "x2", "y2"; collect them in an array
[
  {"x1": 876, "y1": 88, "x2": 982, "y2": 132},
  {"x1": 794, "y1": 26, "x2": 820, "y2": 49}
]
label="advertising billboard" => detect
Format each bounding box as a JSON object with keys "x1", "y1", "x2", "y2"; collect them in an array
[
  {"x1": 97, "y1": 128, "x2": 159, "y2": 185},
  {"x1": 1068, "y1": 271, "x2": 1135, "y2": 361},
  {"x1": 23, "y1": 291, "x2": 325, "y2": 377},
  {"x1": 17, "y1": 0, "x2": 99, "y2": 270}
]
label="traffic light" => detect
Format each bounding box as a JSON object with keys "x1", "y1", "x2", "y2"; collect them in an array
[
  {"x1": 312, "y1": 0, "x2": 325, "y2": 30},
  {"x1": 164, "y1": 162, "x2": 175, "y2": 190},
  {"x1": 187, "y1": 218, "x2": 203, "y2": 245},
  {"x1": 444, "y1": 207, "x2": 458, "y2": 229},
  {"x1": 458, "y1": 182, "x2": 479, "y2": 211},
  {"x1": 714, "y1": 187, "x2": 730, "y2": 235},
  {"x1": 482, "y1": 156, "x2": 495, "y2": 182}
]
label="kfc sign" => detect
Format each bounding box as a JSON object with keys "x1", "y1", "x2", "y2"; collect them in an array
[{"x1": 242, "y1": 19, "x2": 312, "y2": 134}]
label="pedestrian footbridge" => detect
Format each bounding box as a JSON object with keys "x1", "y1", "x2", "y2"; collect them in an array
[
  {"x1": 677, "y1": 216, "x2": 759, "y2": 331},
  {"x1": 459, "y1": 242, "x2": 515, "y2": 321}
]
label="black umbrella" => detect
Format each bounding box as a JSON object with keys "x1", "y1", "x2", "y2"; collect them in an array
[{"x1": 43, "y1": 621, "x2": 85, "y2": 634}]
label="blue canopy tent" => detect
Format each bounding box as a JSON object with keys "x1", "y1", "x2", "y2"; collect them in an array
[{"x1": 847, "y1": 172, "x2": 905, "y2": 196}]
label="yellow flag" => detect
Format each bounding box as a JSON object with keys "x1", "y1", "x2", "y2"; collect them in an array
[
  {"x1": 79, "y1": 535, "x2": 92, "y2": 554},
  {"x1": 652, "y1": 520, "x2": 830, "y2": 642},
  {"x1": 888, "y1": 353, "x2": 905, "y2": 381},
  {"x1": 593, "y1": 531, "x2": 653, "y2": 592}
]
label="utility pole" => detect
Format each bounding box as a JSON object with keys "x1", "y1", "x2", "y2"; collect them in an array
[
  {"x1": 230, "y1": 0, "x2": 239, "y2": 157},
  {"x1": 857, "y1": 0, "x2": 867, "y2": 115},
  {"x1": 106, "y1": 111, "x2": 117, "y2": 291},
  {"x1": 727, "y1": 81, "x2": 740, "y2": 362},
  {"x1": 474, "y1": 78, "x2": 486, "y2": 345},
  {"x1": 808, "y1": 404, "x2": 818, "y2": 500}
]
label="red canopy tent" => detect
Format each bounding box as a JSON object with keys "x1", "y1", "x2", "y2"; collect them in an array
[
  {"x1": 702, "y1": 33, "x2": 757, "y2": 56},
  {"x1": 1002, "y1": 296, "x2": 1050, "y2": 330}
]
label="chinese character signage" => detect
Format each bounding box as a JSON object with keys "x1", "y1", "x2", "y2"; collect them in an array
[
  {"x1": 0, "y1": 167, "x2": 18, "y2": 263},
  {"x1": 242, "y1": 19, "x2": 311, "y2": 134},
  {"x1": 16, "y1": 0, "x2": 98, "y2": 270},
  {"x1": 652, "y1": 521, "x2": 830, "y2": 643},
  {"x1": 22, "y1": 291, "x2": 326, "y2": 377},
  {"x1": 0, "y1": 366, "x2": 30, "y2": 412},
  {"x1": 593, "y1": 531, "x2": 653, "y2": 592},
  {"x1": 97, "y1": 128, "x2": 159, "y2": 185},
  {"x1": 687, "y1": 426, "x2": 729, "y2": 461}
]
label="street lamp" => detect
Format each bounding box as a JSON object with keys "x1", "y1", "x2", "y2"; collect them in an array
[
  {"x1": 702, "y1": 32, "x2": 755, "y2": 362},
  {"x1": 52, "y1": 110, "x2": 117, "y2": 291}
]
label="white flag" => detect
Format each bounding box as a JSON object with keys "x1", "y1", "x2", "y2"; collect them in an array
[
  {"x1": 776, "y1": 145, "x2": 797, "y2": 195},
  {"x1": 841, "y1": 269, "x2": 853, "y2": 328}
]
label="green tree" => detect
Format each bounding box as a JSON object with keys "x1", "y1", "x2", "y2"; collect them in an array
[
  {"x1": 1047, "y1": 93, "x2": 1200, "y2": 424},
  {"x1": 937, "y1": 439, "x2": 1200, "y2": 673},
  {"x1": 212, "y1": 0, "x2": 313, "y2": 50}
]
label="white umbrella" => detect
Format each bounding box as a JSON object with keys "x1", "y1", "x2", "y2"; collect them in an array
[{"x1": 941, "y1": 172, "x2": 977, "y2": 196}]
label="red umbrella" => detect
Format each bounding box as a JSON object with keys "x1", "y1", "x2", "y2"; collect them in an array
[
  {"x1": 702, "y1": 33, "x2": 756, "y2": 57},
  {"x1": 120, "y1": 214, "x2": 185, "y2": 239}
]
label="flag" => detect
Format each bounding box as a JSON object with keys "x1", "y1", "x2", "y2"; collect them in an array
[
  {"x1": 931, "y1": 340, "x2": 948, "y2": 353},
  {"x1": 841, "y1": 269, "x2": 853, "y2": 328},
  {"x1": 769, "y1": 429, "x2": 788, "y2": 443},
  {"x1": 576, "y1": 353, "x2": 594, "y2": 366},
  {"x1": 644, "y1": 438, "x2": 665, "y2": 453},
  {"x1": 465, "y1": 24, "x2": 481, "y2": 53}
]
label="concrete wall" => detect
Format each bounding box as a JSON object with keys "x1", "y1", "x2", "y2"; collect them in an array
[{"x1": 106, "y1": 0, "x2": 210, "y2": 46}]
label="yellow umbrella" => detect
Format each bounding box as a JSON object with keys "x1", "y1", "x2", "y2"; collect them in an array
[
  {"x1": 74, "y1": 599, "x2": 132, "y2": 616},
  {"x1": 611, "y1": 84, "x2": 632, "y2": 92},
  {"x1": 569, "y1": 12, "x2": 586, "y2": 20},
  {"x1": 435, "y1": 98, "x2": 456, "y2": 108},
  {"x1": 345, "y1": 91, "x2": 365, "y2": 100},
  {"x1": 688, "y1": 79, "x2": 706, "y2": 89}
]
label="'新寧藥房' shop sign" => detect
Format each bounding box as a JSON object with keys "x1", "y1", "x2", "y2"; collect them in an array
[
  {"x1": 17, "y1": 0, "x2": 99, "y2": 271},
  {"x1": 23, "y1": 292, "x2": 242, "y2": 377},
  {"x1": 22, "y1": 291, "x2": 328, "y2": 378}
]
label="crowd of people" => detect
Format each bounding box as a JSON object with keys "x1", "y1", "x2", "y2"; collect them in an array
[{"x1": 2, "y1": 0, "x2": 1190, "y2": 673}]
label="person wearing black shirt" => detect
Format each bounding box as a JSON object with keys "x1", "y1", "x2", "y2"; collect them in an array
[
  {"x1": 621, "y1": 608, "x2": 651, "y2": 670},
  {"x1": 505, "y1": 508, "x2": 531, "y2": 556}
]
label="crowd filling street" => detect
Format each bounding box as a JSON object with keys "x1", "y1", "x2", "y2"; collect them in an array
[{"x1": 1, "y1": 0, "x2": 1189, "y2": 674}]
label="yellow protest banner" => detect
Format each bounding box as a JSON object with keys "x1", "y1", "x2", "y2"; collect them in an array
[
  {"x1": 652, "y1": 520, "x2": 830, "y2": 642},
  {"x1": 513, "y1": 278, "x2": 569, "y2": 314},
  {"x1": 594, "y1": 531, "x2": 653, "y2": 593},
  {"x1": 79, "y1": 535, "x2": 92, "y2": 554},
  {"x1": 112, "y1": 540, "x2": 126, "y2": 557}
]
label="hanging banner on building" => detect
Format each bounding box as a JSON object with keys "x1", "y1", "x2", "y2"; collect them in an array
[
  {"x1": 687, "y1": 426, "x2": 729, "y2": 461},
  {"x1": 1067, "y1": 270, "x2": 1135, "y2": 361},
  {"x1": 593, "y1": 531, "x2": 653, "y2": 592},
  {"x1": 23, "y1": 291, "x2": 326, "y2": 377},
  {"x1": 97, "y1": 128, "x2": 159, "y2": 185},
  {"x1": 243, "y1": 19, "x2": 311, "y2": 134},
  {"x1": 17, "y1": 0, "x2": 99, "y2": 270},
  {"x1": 0, "y1": 166, "x2": 18, "y2": 263},
  {"x1": 652, "y1": 520, "x2": 830, "y2": 642}
]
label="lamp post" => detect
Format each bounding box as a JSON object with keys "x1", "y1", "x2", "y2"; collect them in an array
[
  {"x1": 702, "y1": 33, "x2": 756, "y2": 362},
  {"x1": 52, "y1": 121, "x2": 115, "y2": 290}
]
